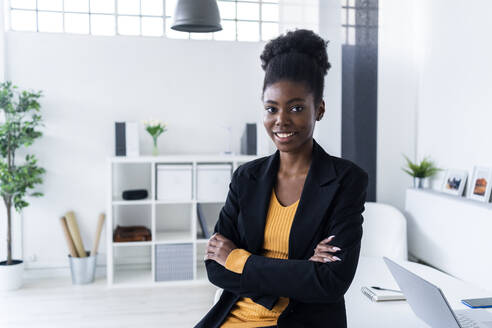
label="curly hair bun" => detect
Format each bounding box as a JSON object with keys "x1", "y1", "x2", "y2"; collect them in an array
[{"x1": 260, "y1": 29, "x2": 331, "y2": 75}]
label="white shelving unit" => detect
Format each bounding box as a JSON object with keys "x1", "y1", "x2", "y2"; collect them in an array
[{"x1": 107, "y1": 154, "x2": 259, "y2": 287}]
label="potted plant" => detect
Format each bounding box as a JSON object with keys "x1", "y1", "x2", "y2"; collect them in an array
[
  {"x1": 402, "y1": 154, "x2": 441, "y2": 188},
  {"x1": 0, "y1": 81, "x2": 45, "y2": 291}
]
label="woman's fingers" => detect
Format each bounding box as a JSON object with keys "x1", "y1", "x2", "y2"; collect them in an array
[
  {"x1": 317, "y1": 251, "x2": 341, "y2": 261},
  {"x1": 316, "y1": 246, "x2": 342, "y2": 258},
  {"x1": 213, "y1": 233, "x2": 227, "y2": 241},
  {"x1": 208, "y1": 239, "x2": 222, "y2": 247},
  {"x1": 315, "y1": 244, "x2": 341, "y2": 253},
  {"x1": 310, "y1": 253, "x2": 341, "y2": 262},
  {"x1": 319, "y1": 235, "x2": 336, "y2": 244},
  {"x1": 309, "y1": 254, "x2": 339, "y2": 263}
]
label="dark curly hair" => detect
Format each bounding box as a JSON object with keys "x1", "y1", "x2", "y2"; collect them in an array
[{"x1": 260, "y1": 29, "x2": 331, "y2": 106}]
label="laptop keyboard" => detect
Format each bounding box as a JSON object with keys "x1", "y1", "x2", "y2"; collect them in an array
[{"x1": 457, "y1": 313, "x2": 480, "y2": 328}]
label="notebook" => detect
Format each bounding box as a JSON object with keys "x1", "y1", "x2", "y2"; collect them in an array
[{"x1": 361, "y1": 286, "x2": 407, "y2": 302}]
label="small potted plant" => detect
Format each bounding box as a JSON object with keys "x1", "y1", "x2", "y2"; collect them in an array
[
  {"x1": 402, "y1": 154, "x2": 441, "y2": 188},
  {"x1": 0, "y1": 81, "x2": 45, "y2": 291},
  {"x1": 143, "y1": 119, "x2": 167, "y2": 156}
]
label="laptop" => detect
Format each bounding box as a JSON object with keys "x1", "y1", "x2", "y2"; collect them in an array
[{"x1": 383, "y1": 256, "x2": 492, "y2": 328}]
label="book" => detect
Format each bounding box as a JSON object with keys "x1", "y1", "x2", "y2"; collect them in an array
[
  {"x1": 361, "y1": 286, "x2": 406, "y2": 302},
  {"x1": 197, "y1": 203, "x2": 211, "y2": 239},
  {"x1": 125, "y1": 121, "x2": 139, "y2": 157}
]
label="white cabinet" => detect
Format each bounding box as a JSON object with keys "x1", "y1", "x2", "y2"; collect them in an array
[
  {"x1": 405, "y1": 188, "x2": 492, "y2": 292},
  {"x1": 107, "y1": 155, "x2": 258, "y2": 287},
  {"x1": 197, "y1": 164, "x2": 232, "y2": 202}
]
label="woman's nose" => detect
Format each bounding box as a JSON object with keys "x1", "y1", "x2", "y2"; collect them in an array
[{"x1": 275, "y1": 109, "x2": 290, "y2": 125}]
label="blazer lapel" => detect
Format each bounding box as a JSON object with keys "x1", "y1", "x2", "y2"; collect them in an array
[
  {"x1": 238, "y1": 139, "x2": 340, "y2": 259},
  {"x1": 238, "y1": 149, "x2": 279, "y2": 254},
  {"x1": 288, "y1": 140, "x2": 340, "y2": 259}
]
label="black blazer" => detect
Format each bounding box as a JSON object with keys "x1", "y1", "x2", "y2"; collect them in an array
[{"x1": 194, "y1": 139, "x2": 368, "y2": 328}]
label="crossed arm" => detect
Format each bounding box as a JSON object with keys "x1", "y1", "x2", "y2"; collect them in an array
[{"x1": 205, "y1": 165, "x2": 368, "y2": 307}]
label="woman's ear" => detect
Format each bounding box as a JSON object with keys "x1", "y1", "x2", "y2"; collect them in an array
[{"x1": 317, "y1": 100, "x2": 325, "y2": 121}]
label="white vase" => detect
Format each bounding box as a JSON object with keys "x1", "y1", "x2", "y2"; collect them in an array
[{"x1": 0, "y1": 259, "x2": 24, "y2": 291}]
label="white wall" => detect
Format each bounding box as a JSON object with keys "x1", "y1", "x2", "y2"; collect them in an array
[
  {"x1": 3, "y1": 32, "x2": 265, "y2": 269},
  {"x1": 376, "y1": 0, "x2": 418, "y2": 210},
  {"x1": 415, "y1": 0, "x2": 492, "y2": 193},
  {"x1": 2, "y1": 8, "x2": 341, "y2": 269},
  {"x1": 379, "y1": 0, "x2": 492, "y2": 211}
]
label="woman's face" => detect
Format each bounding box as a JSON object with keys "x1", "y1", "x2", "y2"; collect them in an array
[{"x1": 262, "y1": 80, "x2": 325, "y2": 153}]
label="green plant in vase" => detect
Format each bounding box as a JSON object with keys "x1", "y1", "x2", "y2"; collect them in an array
[
  {"x1": 402, "y1": 154, "x2": 441, "y2": 188},
  {"x1": 143, "y1": 119, "x2": 167, "y2": 156}
]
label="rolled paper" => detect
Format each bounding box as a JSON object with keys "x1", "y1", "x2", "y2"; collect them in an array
[
  {"x1": 60, "y1": 216, "x2": 79, "y2": 258},
  {"x1": 65, "y1": 211, "x2": 87, "y2": 258},
  {"x1": 92, "y1": 213, "x2": 105, "y2": 255}
]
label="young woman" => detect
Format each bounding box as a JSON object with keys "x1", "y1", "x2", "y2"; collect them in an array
[{"x1": 195, "y1": 29, "x2": 368, "y2": 328}]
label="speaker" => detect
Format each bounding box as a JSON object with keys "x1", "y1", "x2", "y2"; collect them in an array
[
  {"x1": 115, "y1": 122, "x2": 126, "y2": 156},
  {"x1": 122, "y1": 189, "x2": 149, "y2": 200},
  {"x1": 240, "y1": 123, "x2": 257, "y2": 155}
]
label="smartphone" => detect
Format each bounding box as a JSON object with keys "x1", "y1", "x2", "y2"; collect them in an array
[{"x1": 461, "y1": 297, "x2": 492, "y2": 308}]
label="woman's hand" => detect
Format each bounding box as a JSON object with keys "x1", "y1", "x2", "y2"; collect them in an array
[
  {"x1": 204, "y1": 232, "x2": 238, "y2": 267},
  {"x1": 309, "y1": 235, "x2": 342, "y2": 263}
]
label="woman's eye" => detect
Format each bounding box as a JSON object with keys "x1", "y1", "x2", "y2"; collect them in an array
[
  {"x1": 265, "y1": 107, "x2": 276, "y2": 113},
  {"x1": 292, "y1": 106, "x2": 304, "y2": 112}
]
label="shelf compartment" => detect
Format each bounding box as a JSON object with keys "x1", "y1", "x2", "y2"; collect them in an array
[
  {"x1": 112, "y1": 204, "x2": 152, "y2": 243},
  {"x1": 112, "y1": 162, "x2": 152, "y2": 201},
  {"x1": 155, "y1": 243, "x2": 194, "y2": 282},
  {"x1": 196, "y1": 202, "x2": 223, "y2": 240},
  {"x1": 113, "y1": 245, "x2": 152, "y2": 285},
  {"x1": 155, "y1": 203, "x2": 193, "y2": 243},
  {"x1": 196, "y1": 242, "x2": 207, "y2": 280}
]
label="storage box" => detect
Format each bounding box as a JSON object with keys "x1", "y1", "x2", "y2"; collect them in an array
[
  {"x1": 155, "y1": 243, "x2": 193, "y2": 281},
  {"x1": 156, "y1": 164, "x2": 192, "y2": 201},
  {"x1": 197, "y1": 164, "x2": 232, "y2": 202}
]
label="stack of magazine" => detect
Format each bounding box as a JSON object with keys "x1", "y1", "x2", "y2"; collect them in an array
[{"x1": 361, "y1": 286, "x2": 406, "y2": 302}]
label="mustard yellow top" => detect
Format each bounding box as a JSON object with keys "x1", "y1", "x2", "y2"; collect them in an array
[{"x1": 220, "y1": 189, "x2": 299, "y2": 328}]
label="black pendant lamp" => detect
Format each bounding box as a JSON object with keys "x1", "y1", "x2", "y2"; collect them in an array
[{"x1": 171, "y1": 0, "x2": 222, "y2": 33}]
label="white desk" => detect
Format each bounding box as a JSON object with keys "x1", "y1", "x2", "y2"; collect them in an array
[{"x1": 346, "y1": 256, "x2": 492, "y2": 327}]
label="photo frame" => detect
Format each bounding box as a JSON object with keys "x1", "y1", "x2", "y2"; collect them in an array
[
  {"x1": 441, "y1": 169, "x2": 468, "y2": 196},
  {"x1": 468, "y1": 166, "x2": 492, "y2": 202}
]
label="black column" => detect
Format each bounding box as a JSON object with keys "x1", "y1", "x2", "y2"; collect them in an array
[{"x1": 341, "y1": 0, "x2": 378, "y2": 202}]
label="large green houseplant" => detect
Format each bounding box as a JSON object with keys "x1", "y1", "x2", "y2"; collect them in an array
[{"x1": 0, "y1": 81, "x2": 45, "y2": 291}]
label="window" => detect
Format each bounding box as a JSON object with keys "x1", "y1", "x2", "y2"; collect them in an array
[
  {"x1": 7, "y1": 0, "x2": 280, "y2": 42},
  {"x1": 341, "y1": 0, "x2": 378, "y2": 45}
]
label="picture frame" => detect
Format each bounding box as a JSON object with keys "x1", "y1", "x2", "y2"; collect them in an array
[
  {"x1": 468, "y1": 166, "x2": 492, "y2": 202},
  {"x1": 441, "y1": 169, "x2": 468, "y2": 196}
]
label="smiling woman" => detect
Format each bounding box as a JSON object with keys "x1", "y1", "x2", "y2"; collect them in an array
[{"x1": 195, "y1": 29, "x2": 369, "y2": 328}]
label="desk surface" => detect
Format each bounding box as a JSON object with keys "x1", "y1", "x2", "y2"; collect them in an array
[{"x1": 346, "y1": 257, "x2": 492, "y2": 327}]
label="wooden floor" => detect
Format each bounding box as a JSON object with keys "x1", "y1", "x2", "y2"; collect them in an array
[{"x1": 0, "y1": 274, "x2": 217, "y2": 328}]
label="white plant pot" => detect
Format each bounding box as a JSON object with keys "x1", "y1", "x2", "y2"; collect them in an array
[{"x1": 0, "y1": 260, "x2": 24, "y2": 291}]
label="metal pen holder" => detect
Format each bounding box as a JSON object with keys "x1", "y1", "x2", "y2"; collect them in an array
[{"x1": 68, "y1": 250, "x2": 97, "y2": 284}]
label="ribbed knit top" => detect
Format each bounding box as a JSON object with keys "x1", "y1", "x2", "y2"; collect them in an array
[{"x1": 220, "y1": 188, "x2": 299, "y2": 328}]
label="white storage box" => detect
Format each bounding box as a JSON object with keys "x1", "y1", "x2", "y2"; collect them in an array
[
  {"x1": 156, "y1": 164, "x2": 192, "y2": 201},
  {"x1": 155, "y1": 243, "x2": 193, "y2": 281},
  {"x1": 197, "y1": 164, "x2": 232, "y2": 202}
]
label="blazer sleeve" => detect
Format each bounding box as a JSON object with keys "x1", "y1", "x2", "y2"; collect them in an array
[
  {"x1": 205, "y1": 167, "x2": 280, "y2": 310},
  {"x1": 238, "y1": 166, "x2": 369, "y2": 304}
]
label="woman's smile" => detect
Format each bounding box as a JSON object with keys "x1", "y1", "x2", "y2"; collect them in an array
[{"x1": 274, "y1": 131, "x2": 297, "y2": 142}]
